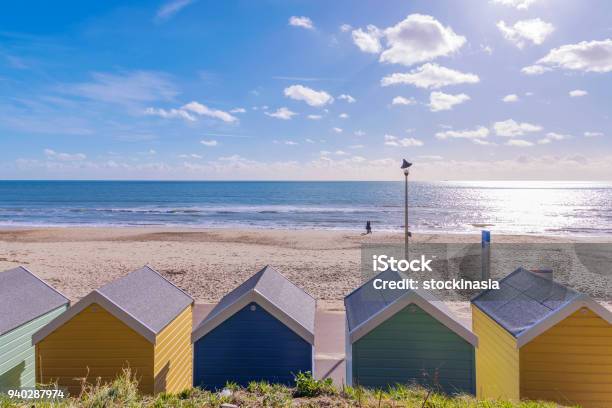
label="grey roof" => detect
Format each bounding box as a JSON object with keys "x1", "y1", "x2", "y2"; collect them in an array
[
  {"x1": 0, "y1": 267, "x2": 69, "y2": 336},
  {"x1": 344, "y1": 269, "x2": 477, "y2": 345},
  {"x1": 195, "y1": 265, "x2": 316, "y2": 339},
  {"x1": 96, "y1": 266, "x2": 194, "y2": 334},
  {"x1": 472, "y1": 267, "x2": 583, "y2": 337},
  {"x1": 344, "y1": 269, "x2": 406, "y2": 332}
]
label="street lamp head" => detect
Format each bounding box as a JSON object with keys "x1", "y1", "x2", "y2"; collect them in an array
[{"x1": 401, "y1": 159, "x2": 412, "y2": 175}]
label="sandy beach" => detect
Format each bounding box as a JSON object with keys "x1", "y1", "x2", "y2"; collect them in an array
[{"x1": 2, "y1": 227, "x2": 609, "y2": 313}]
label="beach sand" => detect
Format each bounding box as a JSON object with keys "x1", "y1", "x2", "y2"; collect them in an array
[{"x1": 2, "y1": 227, "x2": 610, "y2": 315}]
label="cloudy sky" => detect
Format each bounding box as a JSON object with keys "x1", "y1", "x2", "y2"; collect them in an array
[{"x1": 1, "y1": 0, "x2": 611, "y2": 180}]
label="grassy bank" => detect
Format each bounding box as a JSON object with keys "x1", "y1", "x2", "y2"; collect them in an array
[{"x1": 0, "y1": 370, "x2": 570, "y2": 408}]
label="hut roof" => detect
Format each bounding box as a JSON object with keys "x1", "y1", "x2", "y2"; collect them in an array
[
  {"x1": 192, "y1": 265, "x2": 316, "y2": 344},
  {"x1": 0, "y1": 266, "x2": 69, "y2": 336},
  {"x1": 33, "y1": 266, "x2": 193, "y2": 344},
  {"x1": 344, "y1": 269, "x2": 477, "y2": 345},
  {"x1": 472, "y1": 267, "x2": 612, "y2": 347}
]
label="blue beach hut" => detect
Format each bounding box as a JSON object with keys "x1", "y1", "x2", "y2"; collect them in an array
[{"x1": 192, "y1": 266, "x2": 316, "y2": 390}]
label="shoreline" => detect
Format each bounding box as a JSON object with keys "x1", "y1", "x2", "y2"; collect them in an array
[
  {"x1": 1, "y1": 227, "x2": 610, "y2": 312},
  {"x1": 1, "y1": 224, "x2": 611, "y2": 240}
]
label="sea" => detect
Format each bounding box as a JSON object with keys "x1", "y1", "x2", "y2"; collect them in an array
[{"x1": 0, "y1": 180, "x2": 611, "y2": 236}]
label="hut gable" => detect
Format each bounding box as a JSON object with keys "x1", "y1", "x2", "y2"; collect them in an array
[
  {"x1": 33, "y1": 266, "x2": 193, "y2": 344},
  {"x1": 192, "y1": 265, "x2": 315, "y2": 344},
  {"x1": 345, "y1": 269, "x2": 477, "y2": 346},
  {"x1": 0, "y1": 267, "x2": 69, "y2": 336},
  {"x1": 472, "y1": 267, "x2": 611, "y2": 346}
]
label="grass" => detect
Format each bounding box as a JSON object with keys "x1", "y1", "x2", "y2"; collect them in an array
[{"x1": 0, "y1": 369, "x2": 572, "y2": 408}]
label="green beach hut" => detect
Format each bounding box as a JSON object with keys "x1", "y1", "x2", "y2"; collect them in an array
[
  {"x1": 0, "y1": 267, "x2": 69, "y2": 391},
  {"x1": 344, "y1": 269, "x2": 478, "y2": 394}
]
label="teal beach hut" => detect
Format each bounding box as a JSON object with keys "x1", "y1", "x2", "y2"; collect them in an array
[
  {"x1": 0, "y1": 267, "x2": 69, "y2": 391},
  {"x1": 344, "y1": 269, "x2": 477, "y2": 394}
]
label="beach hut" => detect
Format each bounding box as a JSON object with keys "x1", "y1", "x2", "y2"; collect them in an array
[
  {"x1": 0, "y1": 267, "x2": 69, "y2": 392},
  {"x1": 192, "y1": 265, "x2": 315, "y2": 390},
  {"x1": 32, "y1": 266, "x2": 193, "y2": 395},
  {"x1": 344, "y1": 269, "x2": 478, "y2": 394},
  {"x1": 472, "y1": 267, "x2": 612, "y2": 407}
]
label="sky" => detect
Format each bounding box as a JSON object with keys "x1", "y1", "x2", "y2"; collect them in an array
[{"x1": 0, "y1": 0, "x2": 611, "y2": 181}]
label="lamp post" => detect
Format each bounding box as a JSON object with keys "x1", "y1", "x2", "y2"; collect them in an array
[{"x1": 401, "y1": 159, "x2": 412, "y2": 260}]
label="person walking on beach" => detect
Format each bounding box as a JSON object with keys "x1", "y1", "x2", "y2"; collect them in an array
[{"x1": 365, "y1": 220, "x2": 372, "y2": 235}]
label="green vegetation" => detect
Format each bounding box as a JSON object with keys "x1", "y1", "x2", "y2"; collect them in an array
[{"x1": 0, "y1": 369, "x2": 571, "y2": 408}]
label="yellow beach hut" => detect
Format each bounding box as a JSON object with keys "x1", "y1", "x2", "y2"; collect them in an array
[
  {"x1": 32, "y1": 266, "x2": 193, "y2": 395},
  {"x1": 472, "y1": 267, "x2": 612, "y2": 408}
]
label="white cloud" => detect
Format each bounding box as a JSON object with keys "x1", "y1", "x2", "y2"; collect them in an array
[
  {"x1": 284, "y1": 140, "x2": 299, "y2": 146},
  {"x1": 506, "y1": 139, "x2": 534, "y2": 147},
  {"x1": 418, "y1": 155, "x2": 444, "y2": 160},
  {"x1": 338, "y1": 94, "x2": 356, "y2": 103},
  {"x1": 429, "y1": 91, "x2": 470, "y2": 112},
  {"x1": 340, "y1": 24, "x2": 352, "y2": 32},
  {"x1": 200, "y1": 140, "x2": 218, "y2": 147},
  {"x1": 493, "y1": 119, "x2": 542, "y2": 137},
  {"x1": 349, "y1": 144, "x2": 364, "y2": 149},
  {"x1": 66, "y1": 71, "x2": 177, "y2": 106},
  {"x1": 289, "y1": 16, "x2": 314, "y2": 30},
  {"x1": 332, "y1": 127, "x2": 343, "y2": 133},
  {"x1": 381, "y1": 63, "x2": 479, "y2": 89},
  {"x1": 435, "y1": 126, "x2": 489, "y2": 140},
  {"x1": 307, "y1": 114, "x2": 323, "y2": 120},
  {"x1": 230, "y1": 107, "x2": 246, "y2": 113},
  {"x1": 354, "y1": 130, "x2": 366, "y2": 136},
  {"x1": 144, "y1": 107, "x2": 196, "y2": 121},
  {"x1": 491, "y1": 0, "x2": 538, "y2": 10},
  {"x1": 569, "y1": 89, "x2": 588, "y2": 97},
  {"x1": 382, "y1": 14, "x2": 466, "y2": 66},
  {"x1": 265, "y1": 107, "x2": 297, "y2": 120},
  {"x1": 305, "y1": 138, "x2": 315, "y2": 143},
  {"x1": 472, "y1": 139, "x2": 495, "y2": 146},
  {"x1": 497, "y1": 19, "x2": 554, "y2": 48},
  {"x1": 384, "y1": 135, "x2": 424, "y2": 147},
  {"x1": 351, "y1": 25, "x2": 383, "y2": 53},
  {"x1": 392, "y1": 96, "x2": 416, "y2": 105},
  {"x1": 156, "y1": 0, "x2": 195, "y2": 21},
  {"x1": 181, "y1": 101, "x2": 238, "y2": 123},
  {"x1": 529, "y1": 39, "x2": 612, "y2": 73},
  {"x1": 335, "y1": 150, "x2": 349, "y2": 156},
  {"x1": 584, "y1": 131, "x2": 604, "y2": 137},
  {"x1": 284, "y1": 85, "x2": 333, "y2": 107},
  {"x1": 481, "y1": 44, "x2": 494, "y2": 55},
  {"x1": 339, "y1": 113, "x2": 349, "y2": 119},
  {"x1": 538, "y1": 132, "x2": 571, "y2": 144},
  {"x1": 502, "y1": 94, "x2": 519, "y2": 103},
  {"x1": 521, "y1": 65, "x2": 552, "y2": 75},
  {"x1": 179, "y1": 153, "x2": 203, "y2": 159},
  {"x1": 44, "y1": 149, "x2": 86, "y2": 161}
]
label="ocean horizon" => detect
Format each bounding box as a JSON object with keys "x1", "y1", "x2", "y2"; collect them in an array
[{"x1": 1, "y1": 180, "x2": 611, "y2": 236}]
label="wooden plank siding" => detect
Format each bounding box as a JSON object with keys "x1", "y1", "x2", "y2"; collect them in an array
[
  {"x1": 472, "y1": 305, "x2": 520, "y2": 401},
  {"x1": 0, "y1": 306, "x2": 66, "y2": 392},
  {"x1": 193, "y1": 302, "x2": 312, "y2": 390},
  {"x1": 153, "y1": 305, "x2": 192, "y2": 394},
  {"x1": 520, "y1": 308, "x2": 612, "y2": 408},
  {"x1": 352, "y1": 304, "x2": 475, "y2": 394},
  {"x1": 36, "y1": 304, "x2": 155, "y2": 395}
]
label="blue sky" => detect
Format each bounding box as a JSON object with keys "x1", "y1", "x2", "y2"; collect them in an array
[{"x1": 1, "y1": 0, "x2": 611, "y2": 180}]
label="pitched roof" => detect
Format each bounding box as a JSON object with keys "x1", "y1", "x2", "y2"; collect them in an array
[
  {"x1": 33, "y1": 266, "x2": 193, "y2": 344},
  {"x1": 192, "y1": 265, "x2": 316, "y2": 344},
  {"x1": 344, "y1": 269, "x2": 477, "y2": 346},
  {"x1": 472, "y1": 267, "x2": 611, "y2": 346},
  {"x1": 0, "y1": 267, "x2": 69, "y2": 336}
]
